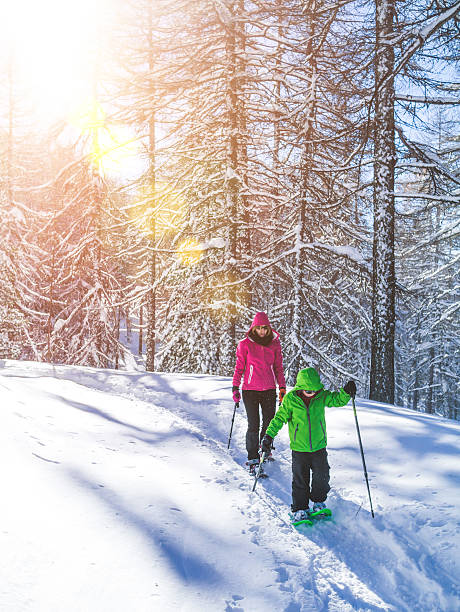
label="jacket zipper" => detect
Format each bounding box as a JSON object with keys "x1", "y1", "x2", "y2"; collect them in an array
[
  {"x1": 293, "y1": 424, "x2": 299, "y2": 442},
  {"x1": 320, "y1": 419, "x2": 326, "y2": 443},
  {"x1": 248, "y1": 364, "x2": 253, "y2": 384},
  {"x1": 307, "y1": 405, "x2": 312, "y2": 450}
]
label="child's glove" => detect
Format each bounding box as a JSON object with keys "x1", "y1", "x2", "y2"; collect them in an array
[
  {"x1": 279, "y1": 387, "x2": 286, "y2": 402},
  {"x1": 343, "y1": 380, "x2": 356, "y2": 398},
  {"x1": 232, "y1": 386, "x2": 240, "y2": 403},
  {"x1": 260, "y1": 434, "x2": 273, "y2": 454}
]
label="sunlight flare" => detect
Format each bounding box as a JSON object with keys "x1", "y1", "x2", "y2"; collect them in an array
[
  {"x1": 177, "y1": 239, "x2": 203, "y2": 266},
  {"x1": 1, "y1": 0, "x2": 113, "y2": 124},
  {"x1": 69, "y1": 99, "x2": 140, "y2": 176}
]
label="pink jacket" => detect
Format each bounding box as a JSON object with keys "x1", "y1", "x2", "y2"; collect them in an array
[{"x1": 232, "y1": 312, "x2": 286, "y2": 391}]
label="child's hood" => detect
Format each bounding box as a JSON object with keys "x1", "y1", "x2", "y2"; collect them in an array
[{"x1": 293, "y1": 367, "x2": 324, "y2": 392}]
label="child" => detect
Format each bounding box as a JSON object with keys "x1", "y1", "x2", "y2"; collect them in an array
[{"x1": 261, "y1": 367, "x2": 356, "y2": 522}]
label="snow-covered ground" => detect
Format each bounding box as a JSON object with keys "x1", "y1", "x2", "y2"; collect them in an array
[{"x1": 1, "y1": 360, "x2": 459, "y2": 612}]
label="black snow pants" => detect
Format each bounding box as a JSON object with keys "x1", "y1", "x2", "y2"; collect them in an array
[
  {"x1": 242, "y1": 389, "x2": 276, "y2": 461},
  {"x1": 291, "y1": 448, "x2": 330, "y2": 512}
]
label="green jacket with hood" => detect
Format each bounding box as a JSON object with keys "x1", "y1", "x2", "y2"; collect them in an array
[{"x1": 265, "y1": 367, "x2": 351, "y2": 452}]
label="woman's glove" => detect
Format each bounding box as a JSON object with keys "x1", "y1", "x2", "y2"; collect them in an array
[
  {"x1": 232, "y1": 386, "x2": 240, "y2": 403},
  {"x1": 343, "y1": 380, "x2": 357, "y2": 398},
  {"x1": 279, "y1": 387, "x2": 286, "y2": 402},
  {"x1": 261, "y1": 434, "x2": 273, "y2": 454}
]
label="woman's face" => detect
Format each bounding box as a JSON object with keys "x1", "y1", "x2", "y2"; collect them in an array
[{"x1": 253, "y1": 325, "x2": 269, "y2": 337}]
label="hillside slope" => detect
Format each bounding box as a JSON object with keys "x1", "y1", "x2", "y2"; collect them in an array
[{"x1": 0, "y1": 360, "x2": 459, "y2": 611}]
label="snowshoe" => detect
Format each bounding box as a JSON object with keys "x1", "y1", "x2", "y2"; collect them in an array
[
  {"x1": 309, "y1": 503, "x2": 332, "y2": 521},
  {"x1": 312, "y1": 501, "x2": 326, "y2": 512},
  {"x1": 291, "y1": 505, "x2": 332, "y2": 528},
  {"x1": 290, "y1": 509, "x2": 313, "y2": 526},
  {"x1": 246, "y1": 459, "x2": 268, "y2": 478}
]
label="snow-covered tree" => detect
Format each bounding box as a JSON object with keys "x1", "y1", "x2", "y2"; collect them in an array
[{"x1": 371, "y1": 0, "x2": 460, "y2": 406}]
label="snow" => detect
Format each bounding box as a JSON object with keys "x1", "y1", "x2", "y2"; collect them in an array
[
  {"x1": 203, "y1": 237, "x2": 226, "y2": 250},
  {"x1": 1, "y1": 359, "x2": 459, "y2": 612},
  {"x1": 52, "y1": 319, "x2": 66, "y2": 333},
  {"x1": 395, "y1": 94, "x2": 460, "y2": 105}
]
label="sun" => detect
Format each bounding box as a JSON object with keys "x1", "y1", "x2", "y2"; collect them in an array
[
  {"x1": 1, "y1": 0, "x2": 115, "y2": 125},
  {"x1": 1, "y1": 1, "x2": 140, "y2": 177}
]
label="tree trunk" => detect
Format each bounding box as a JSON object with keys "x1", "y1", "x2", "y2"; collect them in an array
[
  {"x1": 267, "y1": 22, "x2": 283, "y2": 311},
  {"x1": 412, "y1": 324, "x2": 420, "y2": 412},
  {"x1": 223, "y1": 0, "x2": 240, "y2": 372},
  {"x1": 138, "y1": 305, "x2": 143, "y2": 356},
  {"x1": 145, "y1": 5, "x2": 156, "y2": 372},
  {"x1": 145, "y1": 202, "x2": 156, "y2": 371},
  {"x1": 426, "y1": 346, "x2": 435, "y2": 414},
  {"x1": 291, "y1": 4, "x2": 317, "y2": 377},
  {"x1": 237, "y1": 0, "x2": 250, "y2": 282},
  {"x1": 370, "y1": 0, "x2": 396, "y2": 403},
  {"x1": 7, "y1": 50, "x2": 14, "y2": 207}
]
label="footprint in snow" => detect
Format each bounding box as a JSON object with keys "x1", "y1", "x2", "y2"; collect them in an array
[
  {"x1": 225, "y1": 594, "x2": 244, "y2": 611},
  {"x1": 275, "y1": 566, "x2": 289, "y2": 583}
]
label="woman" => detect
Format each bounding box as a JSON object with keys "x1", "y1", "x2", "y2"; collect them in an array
[{"x1": 232, "y1": 311, "x2": 286, "y2": 475}]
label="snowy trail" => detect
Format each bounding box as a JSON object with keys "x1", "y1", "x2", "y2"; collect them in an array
[{"x1": 1, "y1": 360, "x2": 459, "y2": 611}]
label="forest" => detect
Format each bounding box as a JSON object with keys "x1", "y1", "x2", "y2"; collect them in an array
[{"x1": 1, "y1": 0, "x2": 459, "y2": 419}]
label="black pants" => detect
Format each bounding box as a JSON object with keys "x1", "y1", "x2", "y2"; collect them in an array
[
  {"x1": 291, "y1": 448, "x2": 330, "y2": 512},
  {"x1": 242, "y1": 389, "x2": 276, "y2": 460}
]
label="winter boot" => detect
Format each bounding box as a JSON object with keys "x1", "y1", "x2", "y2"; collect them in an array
[
  {"x1": 312, "y1": 501, "x2": 327, "y2": 512},
  {"x1": 290, "y1": 508, "x2": 310, "y2": 523},
  {"x1": 246, "y1": 458, "x2": 260, "y2": 476}
]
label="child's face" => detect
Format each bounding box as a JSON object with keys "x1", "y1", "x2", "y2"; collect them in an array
[{"x1": 302, "y1": 390, "x2": 316, "y2": 398}]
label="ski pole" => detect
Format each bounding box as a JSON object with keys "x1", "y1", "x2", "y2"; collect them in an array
[
  {"x1": 252, "y1": 451, "x2": 266, "y2": 492},
  {"x1": 227, "y1": 402, "x2": 239, "y2": 450},
  {"x1": 352, "y1": 395, "x2": 375, "y2": 518}
]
